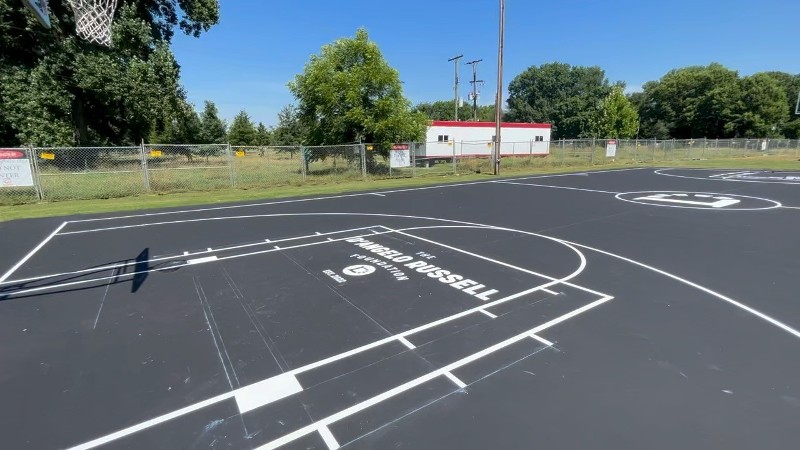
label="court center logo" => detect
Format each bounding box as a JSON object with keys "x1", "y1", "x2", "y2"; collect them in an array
[
  {"x1": 616, "y1": 191, "x2": 781, "y2": 210},
  {"x1": 342, "y1": 264, "x2": 377, "y2": 276}
]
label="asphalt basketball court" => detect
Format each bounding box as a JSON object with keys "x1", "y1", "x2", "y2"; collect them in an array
[{"x1": 2, "y1": 167, "x2": 800, "y2": 449}]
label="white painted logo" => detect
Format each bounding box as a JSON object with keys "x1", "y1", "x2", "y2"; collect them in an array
[
  {"x1": 616, "y1": 191, "x2": 781, "y2": 211},
  {"x1": 634, "y1": 193, "x2": 740, "y2": 208},
  {"x1": 342, "y1": 265, "x2": 376, "y2": 277}
]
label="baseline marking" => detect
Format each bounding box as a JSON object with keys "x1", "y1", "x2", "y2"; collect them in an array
[
  {"x1": 494, "y1": 181, "x2": 619, "y2": 195},
  {"x1": 63, "y1": 168, "x2": 648, "y2": 224},
  {"x1": 0, "y1": 221, "x2": 68, "y2": 283}
]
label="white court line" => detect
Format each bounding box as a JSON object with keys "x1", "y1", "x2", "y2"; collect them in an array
[
  {"x1": 479, "y1": 309, "x2": 497, "y2": 319},
  {"x1": 444, "y1": 371, "x2": 467, "y2": 389},
  {"x1": 379, "y1": 226, "x2": 607, "y2": 298},
  {"x1": 530, "y1": 334, "x2": 554, "y2": 347},
  {"x1": 511, "y1": 167, "x2": 646, "y2": 181},
  {"x1": 542, "y1": 288, "x2": 559, "y2": 296},
  {"x1": 187, "y1": 256, "x2": 217, "y2": 265},
  {"x1": 67, "y1": 391, "x2": 236, "y2": 450},
  {"x1": 564, "y1": 241, "x2": 800, "y2": 339},
  {"x1": 86, "y1": 208, "x2": 798, "y2": 342},
  {"x1": 65, "y1": 226, "x2": 595, "y2": 449},
  {"x1": 0, "y1": 221, "x2": 68, "y2": 283},
  {"x1": 783, "y1": 206, "x2": 800, "y2": 210},
  {"x1": 398, "y1": 336, "x2": 416, "y2": 349},
  {"x1": 318, "y1": 426, "x2": 340, "y2": 449},
  {"x1": 709, "y1": 171, "x2": 754, "y2": 178},
  {"x1": 1, "y1": 226, "x2": 379, "y2": 287},
  {"x1": 65, "y1": 168, "x2": 647, "y2": 224},
  {"x1": 256, "y1": 295, "x2": 613, "y2": 450},
  {"x1": 494, "y1": 181, "x2": 619, "y2": 195},
  {"x1": 654, "y1": 168, "x2": 800, "y2": 186}
]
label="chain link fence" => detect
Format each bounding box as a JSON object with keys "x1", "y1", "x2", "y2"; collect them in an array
[{"x1": 2, "y1": 138, "x2": 799, "y2": 205}]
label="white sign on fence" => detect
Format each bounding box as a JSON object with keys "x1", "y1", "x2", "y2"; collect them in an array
[
  {"x1": 0, "y1": 150, "x2": 34, "y2": 187},
  {"x1": 606, "y1": 140, "x2": 618, "y2": 157},
  {"x1": 390, "y1": 144, "x2": 411, "y2": 168}
]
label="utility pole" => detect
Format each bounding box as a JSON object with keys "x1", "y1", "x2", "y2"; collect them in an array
[
  {"x1": 466, "y1": 60, "x2": 484, "y2": 121},
  {"x1": 493, "y1": 0, "x2": 505, "y2": 175},
  {"x1": 448, "y1": 55, "x2": 463, "y2": 121}
]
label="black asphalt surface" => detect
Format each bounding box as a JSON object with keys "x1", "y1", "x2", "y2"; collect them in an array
[{"x1": 1, "y1": 167, "x2": 800, "y2": 449}]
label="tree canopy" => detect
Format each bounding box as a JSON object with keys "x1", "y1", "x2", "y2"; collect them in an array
[
  {"x1": 228, "y1": 110, "x2": 257, "y2": 146},
  {"x1": 634, "y1": 64, "x2": 799, "y2": 139},
  {"x1": 199, "y1": 101, "x2": 227, "y2": 144},
  {"x1": 413, "y1": 100, "x2": 496, "y2": 122},
  {"x1": 289, "y1": 28, "x2": 428, "y2": 149},
  {"x1": 505, "y1": 63, "x2": 616, "y2": 139},
  {"x1": 0, "y1": 0, "x2": 219, "y2": 146},
  {"x1": 591, "y1": 86, "x2": 639, "y2": 138}
]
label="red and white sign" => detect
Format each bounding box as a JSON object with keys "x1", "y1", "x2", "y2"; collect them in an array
[
  {"x1": 0, "y1": 150, "x2": 26, "y2": 159},
  {"x1": 606, "y1": 140, "x2": 618, "y2": 158},
  {"x1": 390, "y1": 144, "x2": 412, "y2": 168}
]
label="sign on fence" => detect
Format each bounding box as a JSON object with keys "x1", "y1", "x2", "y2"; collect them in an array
[
  {"x1": 0, "y1": 149, "x2": 34, "y2": 187},
  {"x1": 606, "y1": 140, "x2": 617, "y2": 157},
  {"x1": 149, "y1": 149, "x2": 163, "y2": 157},
  {"x1": 40, "y1": 152, "x2": 55, "y2": 160},
  {"x1": 235, "y1": 150, "x2": 245, "y2": 157},
  {"x1": 390, "y1": 144, "x2": 411, "y2": 168}
]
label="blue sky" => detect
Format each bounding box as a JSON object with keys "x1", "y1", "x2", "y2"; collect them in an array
[{"x1": 171, "y1": 0, "x2": 800, "y2": 126}]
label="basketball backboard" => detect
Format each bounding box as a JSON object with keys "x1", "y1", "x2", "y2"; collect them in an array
[
  {"x1": 795, "y1": 90, "x2": 800, "y2": 115},
  {"x1": 22, "y1": 0, "x2": 51, "y2": 29}
]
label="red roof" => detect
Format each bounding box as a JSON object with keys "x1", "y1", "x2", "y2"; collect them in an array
[{"x1": 431, "y1": 121, "x2": 551, "y2": 129}]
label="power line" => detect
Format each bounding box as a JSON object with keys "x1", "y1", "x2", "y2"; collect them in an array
[{"x1": 466, "y1": 60, "x2": 484, "y2": 121}]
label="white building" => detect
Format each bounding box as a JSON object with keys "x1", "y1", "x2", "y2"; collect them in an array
[{"x1": 418, "y1": 120, "x2": 552, "y2": 161}]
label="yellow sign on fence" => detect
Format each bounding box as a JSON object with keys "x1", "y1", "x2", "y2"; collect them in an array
[
  {"x1": 40, "y1": 152, "x2": 55, "y2": 160},
  {"x1": 366, "y1": 145, "x2": 374, "y2": 151},
  {"x1": 235, "y1": 150, "x2": 245, "y2": 157},
  {"x1": 149, "y1": 150, "x2": 163, "y2": 157}
]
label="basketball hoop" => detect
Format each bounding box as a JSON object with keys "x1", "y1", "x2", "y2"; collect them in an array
[{"x1": 66, "y1": 0, "x2": 118, "y2": 46}]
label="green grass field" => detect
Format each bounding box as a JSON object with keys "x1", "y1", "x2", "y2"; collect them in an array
[{"x1": 2, "y1": 151, "x2": 799, "y2": 222}]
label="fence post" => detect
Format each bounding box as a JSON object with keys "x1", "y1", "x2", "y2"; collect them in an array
[
  {"x1": 140, "y1": 140, "x2": 151, "y2": 192},
  {"x1": 227, "y1": 144, "x2": 236, "y2": 187},
  {"x1": 590, "y1": 138, "x2": 595, "y2": 165},
  {"x1": 411, "y1": 142, "x2": 417, "y2": 178},
  {"x1": 300, "y1": 147, "x2": 307, "y2": 180},
  {"x1": 360, "y1": 144, "x2": 366, "y2": 179},
  {"x1": 452, "y1": 141, "x2": 457, "y2": 174},
  {"x1": 28, "y1": 145, "x2": 44, "y2": 200}
]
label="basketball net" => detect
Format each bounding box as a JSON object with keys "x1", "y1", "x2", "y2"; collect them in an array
[{"x1": 67, "y1": 0, "x2": 118, "y2": 46}]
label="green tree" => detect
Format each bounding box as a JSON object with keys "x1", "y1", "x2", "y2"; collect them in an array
[
  {"x1": 505, "y1": 63, "x2": 615, "y2": 138},
  {"x1": 761, "y1": 72, "x2": 800, "y2": 138},
  {"x1": 592, "y1": 86, "x2": 639, "y2": 138},
  {"x1": 228, "y1": 110, "x2": 257, "y2": 146},
  {"x1": 0, "y1": 0, "x2": 219, "y2": 146},
  {"x1": 149, "y1": 99, "x2": 201, "y2": 143},
  {"x1": 272, "y1": 105, "x2": 304, "y2": 145},
  {"x1": 641, "y1": 63, "x2": 741, "y2": 138},
  {"x1": 414, "y1": 100, "x2": 496, "y2": 122},
  {"x1": 289, "y1": 28, "x2": 427, "y2": 155},
  {"x1": 255, "y1": 122, "x2": 272, "y2": 146},
  {"x1": 728, "y1": 73, "x2": 786, "y2": 137},
  {"x1": 199, "y1": 101, "x2": 227, "y2": 144},
  {"x1": 628, "y1": 87, "x2": 670, "y2": 139}
]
